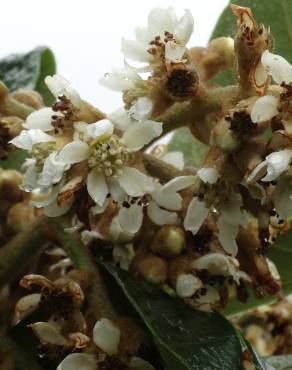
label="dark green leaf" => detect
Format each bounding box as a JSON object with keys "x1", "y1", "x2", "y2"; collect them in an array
[
  {"x1": 225, "y1": 229, "x2": 292, "y2": 315},
  {"x1": 0, "y1": 46, "x2": 56, "y2": 105},
  {"x1": 265, "y1": 355, "x2": 292, "y2": 370},
  {"x1": 168, "y1": 127, "x2": 208, "y2": 168},
  {"x1": 100, "y1": 261, "x2": 257, "y2": 370},
  {"x1": 1, "y1": 149, "x2": 28, "y2": 170},
  {"x1": 210, "y1": 0, "x2": 292, "y2": 86}
]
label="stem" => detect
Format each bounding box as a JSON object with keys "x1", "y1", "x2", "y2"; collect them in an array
[
  {"x1": 0, "y1": 216, "x2": 47, "y2": 288},
  {"x1": 46, "y1": 217, "x2": 116, "y2": 320}
]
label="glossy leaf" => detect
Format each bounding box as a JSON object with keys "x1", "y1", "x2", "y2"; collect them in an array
[
  {"x1": 265, "y1": 355, "x2": 292, "y2": 370},
  {"x1": 0, "y1": 46, "x2": 56, "y2": 105},
  {"x1": 100, "y1": 261, "x2": 263, "y2": 370}
]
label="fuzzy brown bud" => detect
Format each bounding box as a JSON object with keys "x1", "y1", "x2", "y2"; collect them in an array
[
  {"x1": 151, "y1": 225, "x2": 186, "y2": 258},
  {"x1": 6, "y1": 202, "x2": 36, "y2": 233},
  {"x1": 131, "y1": 253, "x2": 168, "y2": 285},
  {"x1": 11, "y1": 89, "x2": 44, "y2": 110},
  {"x1": 0, "y1": 115, "x2": 23, "y2": 138},
  {"x1": 0, "y1": 169, "x2": 23, "y2": 203}
]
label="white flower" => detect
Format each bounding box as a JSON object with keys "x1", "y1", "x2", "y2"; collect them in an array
[
  {"x1": 261, "y1": 50, "x2": 292, "y2": 85},
  {"x1": 116, "y1": 175, "x2": 196, "y2": 235},
  {"x1": 122, "y1": 7, "x2": 194, "y2": 63},
  {"x1": 57, "y1": 118, "x2": 161, "y2": 206},
  {"x1": 184, "y1": 197, "x2": 209, "y2": 235},
  {"x1": 100, "y1": 66, "x2": 141, "y2": 92},
  {"x1": 93, "y1": 318, "x2": 120, "y2": 355},
  {"x1": 251, "y1": 95, "x2": 279, "y2": 124},
  {"x1": 45, "y1": 74, "x2": 81, "y2": 108},
  {"x1": 129, "y1": 97, "x2": 153, "y2": 120},
  {"x1": 24, "y1": 107, "x2": 63, "y2": 131},
  {"x1": 272, "y1": 176, "x2": 292, "y2": 219},
  {"x1": 248, "y1": 149, "x2": 292, "y2": 183}
]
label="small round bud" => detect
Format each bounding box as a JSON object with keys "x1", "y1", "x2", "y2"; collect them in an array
[
  {"x1": 11, "y1": 89, "x2": 44, "y2": 110},
  {"x1": 6, "y1": 202, "x2": 36, "y2": 233},
  {"x1": 0, "y1": 81, "x2": 8, "y2": 100},
  {"x1": 176, "y1": 274, "x2": 202, "y2": 298},
  {"x1": 151, "y1": 226, "x2": 186, "y2": 258},
  {"x1": 0, "y1": 116, "x2": 23, "y2": 138},
  {"x1": 0, "y1": 169, "x2": 23, "y2": 202},
  {"x1": 131, "y1": 253, "x2": 168, "y2": 285}
]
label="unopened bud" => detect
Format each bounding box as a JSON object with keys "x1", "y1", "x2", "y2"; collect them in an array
[
  {"x1": 131, "y1": 253, "x2": 168, "y2": 285},
  {"x1": 151, "y1": 226, "x2": 186, "y2": 258},
  {"x1": 6, "y1": 202, "x2": 36, "y2": 233},
  {"x1": 168, "y1": 255, "x2": 193, "y2": 288},
  {"x1": 176, "y1": 273, "x2": 202, "y2": 298},
  {"x1": 0, "y1": 169, "x2": 23, "y2": 202},
  {"x1": 11, "y1": 89, "x2": 44, "y2": 110},
  {"x1": 0, "y1": 81, "x2": 8, "y2": 100},
  {"x1": 0, "y1": 116, "x2": 23, "y2": 138}
]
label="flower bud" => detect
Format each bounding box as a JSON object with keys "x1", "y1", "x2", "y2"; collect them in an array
[
  {"x1": 0, "y1": 81, "x2": 8, "y2": 100},
  {"x1": 11, "y1": 89, "x2": 44, "y2": 110},
  {"x1": 131, "y1": 253, "x2": 168, "y2": 285},
  {"x1": 176, "y1": 273, "x2": 202, "y2": 298},
  {"x1": 0, "y1": 169, "x2": 23, "y2": 203},
  {"x1": 0, "y1": 116, "x2": 23, "y2": 138},
  {"x1": 168, "y1": 255, "x2": 193, "y2": 288},
  {"x1": 6, "y1": 202, "x2": 36, "y2": 233},
  {"x1": 151, "y1": 226, "x2": 186, "y2": 258}
]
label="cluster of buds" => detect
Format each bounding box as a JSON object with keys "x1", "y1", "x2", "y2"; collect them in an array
[{"x1": 8, "y1": 5, "x2": 292, "y2": 364}]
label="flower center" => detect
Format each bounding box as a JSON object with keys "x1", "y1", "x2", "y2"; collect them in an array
[{"x1": 88, "y1": 135, "x2": 130, "y2": 176}]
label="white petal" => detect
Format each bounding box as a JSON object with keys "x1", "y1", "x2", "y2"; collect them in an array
[
  {"x1": 261, "y1": 50, "x2": 292, "y2": 84},
  {"x1": 91, "y1": 199, "x2": 110, "y2": 215},
  {"x1": 197, "y1": 168, "x2": 219, "y2": 184},
  {"x1": 147, "y1": 200, "x2": 177, "y2": 225},
  {"x1": 109, "y1": 216, "x2": 135, "y2": 243},
  {"x1": 118, "y1": 204, "x2": 143, "y2": 234},
  {"x1": 118, "y1": 167, "x2": 154, "y2": 197},
  {"x1": 37, "y1": 152, "x2": 68, "y2": 187},
  {"x1": 273, "y1": 177, "x2": 292, "y2": 219},
  {"x1": 176, "y1": 274, "x2": 202, "y2": 298},
  {"x1": 162, "y1": 152, "x2": 184, "y2": 170},
  {"x1": 129, "y1": 357, "x2": 155, "y2": 370},
  {"x1": 262, "y1": 150, "x2": 292, "y2": 182},
  {"x1": 108, "y1": 178, "x2": 126, "y2": 203},
  {"x1": 30, "y1": 322, "x2": 68, "y2": 346},
  {"x1": 15, "y1": 293, "x2": 41, "y2": 323},
  {"x1": 108, "y1": 107, "x2": 135, "y2": 132},
  {"x1": 147, "y1": 7, "x2": 177, "y2": 38},
  {"x1": 44, "y1": 198, "x2": 72, "y2": 217},
  {"x1": 247, "y1": 160, "x2": 268, "y2": 183},
  {"x1": 24, "y1": 107, "x2": 61, "y2": 131},
  {"x1": 57, "y1": 353, "x2": 97, "y2": 370},
  {"x1": 184, "y1": 197, "x2": 209, "y2": 235},
  {"x1": 175, "y1": 9, "x2": 194, "y2": 44},
  {"x1": 165, "y1": 41, "x2": 186, "y2": 62},
  {"x1": 87, "y1": 169, "x2": 108, "y2": 206},
  {"x1": 57, "y1": 141, "x2": 89, "y2": 165},
  {"x1": 21, "y1": 163, "x2": 39, "y2": 191},
  {"x1": 121, "y1": 120, "x2": 162, "y2": 150},
  {"x1": 93, "y1": 318, "x2": 120, "y2": 355},
  {"x1": 10, "y1": 129, "x2": 55, "y2": 151},
  {"x1": 219, "y1": 193, "x2": 246, "y2": 226},
  {"x1": 251, "y1": 95, "x2": 279, "y2": 123},
  {"x1": 121, "y1": 38, "x2": 153, "y2": 62},
  {"x1": 45, "y1": 74, "x2": 81, "y2": 108},
  {"x1": 218, "y1": 216, "x2": 239, "y2": 256},
  {"x1": 152, "y1": 189, "x2": 182, "y2": 211},
  {"x1": 100, "y1": 67, "x2": 140, "y2": 91},
  {"x1": 161, "y1": 175, "x2": 196, "y2": 193},
  {"x1": 85, "y1": 119, "x2": 114, "y2": 139},
  {"x1": 130, "y1": 97, "x2": 153, "y2": 121}
]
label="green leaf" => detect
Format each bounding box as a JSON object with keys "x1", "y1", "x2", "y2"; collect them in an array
[
  {"x1": 100, "y1": 261, "x2": 262, "y2": 370},
  {"x1": 210, "y1": 0, "x2": 292, "y2": 86},
  {"x1": 168, "y1": 127, "x2": 208, "y2": 168},
  {"x1": 1, "y1": 149, "x2": 28, "y2": 170},
  {"x1": 0, "y1": 46, "x2": 56, "y2": 105},
  {"x1": 265, "y1": 355, "x2": 292, "y2": 370},
  {"x1": 225, "y1": 229, "x2": 292, "y2": 316}
]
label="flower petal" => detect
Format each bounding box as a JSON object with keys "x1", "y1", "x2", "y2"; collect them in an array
[
  {"x1": 184, "y1": 197, "x2": 209, "y2": 235},
  {"x1": 45, "y1": 74, "x2": 81, "y2": 108},
  {"x1": 176, "y1": 274, "x2": 202, "y2": 298},
  {"x1": 85, "y1": 119, "x2": 114, "y2": 139},
  {"x1": 57, "y1": 140, "x2": 89, "y2": 165},
  {"x1": 219, "y1": 193, "x2": 246, "y2": 226},
  {"x1": 43, "y1": 198, "x2": 72, "y2": 217},
  {"x1": 165, "y1": 41, "x2": 186, "y2": 62},
  {"x1": 57, "y1": 353, "x2": 97, "y2": 370},
  {"x1": 162, "y1": 152, "x2": 184, "y2": 170},
  {"x1": 197, "y1": 168, "x2": 219, "y2": 184},
  {"x1": 100, "y1": 67, "x2": 140, "y2": 91},
  {"x1": 147, "y1": 200, "x2": 177, "y2": 225},
  {"x1": 10, "y1": 129, "x2": 55, "y2": 151},
  {"x1": 175, "y1": 9, "x2": 194, "y2": 44},
  {"x1": 37, "y1": 152, "x2": 69, "y2": 187},
  {"x1": 262, "y1": 150, "x2": 292, "y2": 182},
  {"x1": 129, "y1": 97, "x2": 153, "y2": 121},
  {"x1": 87, "y1": 169, "x2": 108, "y2": 206},
  {"x1": 251, "y1": 95, "x2": 279, "y2": 123},
  {"x1": 121, "y1": 38, "x2": 153, "y2": 62},
  {"x1": 118, "y1": 203, "x2": 143, "y2": 234},
  {"x1": 161, "y1": 175, "x2": 196, "y2": 193},
  {"x1": 118, "y1": 167, "x2": 154, "y2": 197},
  {"x1": 121, "y1": 120, "x2": 162, "y2": 150},
  {"x1": 261, "y1": 50, "x2": 292, "y2": 84},
  {"x1": 273, "y1": 177, "x2": 292, "y2": 219},
  {"x1": 93, "y1": 318, "x2": 121, "y2": 355},
  {"x1": 108, "y1": 107, "x2": 135, "y2": 132},
  {"x1": 152, "y1": 189, "x2": 182, "y2": 211},
  {"x1": 24, "y1": 107, "x2": 60, "y2": 131},
  {"x1": 217, "y1": 216, "x2": 239, "y2": 256}
]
